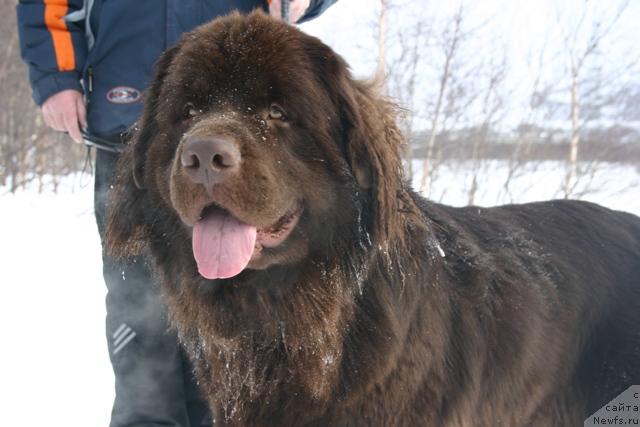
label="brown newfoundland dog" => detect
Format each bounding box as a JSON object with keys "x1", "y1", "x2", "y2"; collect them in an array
[{"x1": 106, "y1": 11, "x2": 640, "y2": 426}]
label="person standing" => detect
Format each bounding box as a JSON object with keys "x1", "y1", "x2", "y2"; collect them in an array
[{"x1": 16, "y1": 1, "x2": 336, "y2": 426}]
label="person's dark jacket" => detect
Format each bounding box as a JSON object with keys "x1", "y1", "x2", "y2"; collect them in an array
[{"x1": 17, "y1": 0, "x2": 337, "y2": 136}]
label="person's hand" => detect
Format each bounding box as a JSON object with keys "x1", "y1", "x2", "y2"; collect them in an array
[
  {"x1": 41, "y1": 89, "x2": 87, "y2": 144},
  {"x1": 268, "y1": 0, "x2": 311, "y2": 23}
]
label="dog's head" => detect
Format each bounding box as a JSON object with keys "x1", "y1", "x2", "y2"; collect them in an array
[
  {"x1": 107, "y1": 11, "x2": 408, "y2": 283},
  {"x1": 106, "y1": 14, "x2": 417, "y2": 410}
]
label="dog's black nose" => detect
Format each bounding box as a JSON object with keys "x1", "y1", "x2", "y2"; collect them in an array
[{"x1": 181, "y1": 137, "x2": 241, "y2": 186}]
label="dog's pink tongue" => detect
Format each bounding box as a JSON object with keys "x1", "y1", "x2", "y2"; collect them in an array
[{"x1": 192, "y1": 210, "x2": 257, "y2": 279}]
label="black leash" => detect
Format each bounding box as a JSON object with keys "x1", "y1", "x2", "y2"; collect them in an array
[{"x1": 81, "y1": 129, "x2": 125, "y2": 153}]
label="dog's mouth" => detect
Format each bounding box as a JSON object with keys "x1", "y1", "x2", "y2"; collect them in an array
[{"x1": 192, "y1": 202, "x2": 303, "y2": 280}]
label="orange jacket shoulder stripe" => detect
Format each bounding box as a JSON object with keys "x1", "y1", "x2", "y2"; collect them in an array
[{"x1": 44, "y1": 0, "x2": 75, "y2": 71}]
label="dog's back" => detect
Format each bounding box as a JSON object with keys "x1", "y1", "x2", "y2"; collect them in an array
[{"x1": 418, "y1": 198, "x2": 640, "y2": 423}]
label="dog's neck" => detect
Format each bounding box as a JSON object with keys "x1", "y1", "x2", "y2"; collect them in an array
[
  {"x1": 165, "y1": 260, "x2": 354, "y2": 424},
  {"x1": 153, "y1": 191, "x2": 436, "y2": 425},
  {"x1": 165, "y1": 232, "x2": 434, "y2": 425}
]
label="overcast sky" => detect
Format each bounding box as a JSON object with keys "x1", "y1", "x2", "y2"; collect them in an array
[
  {"x1": 299, "y1": 0, "x2": 640, "y2": 131},
  {"x1": 302, "y1": 0, "x2": 640, "y2": 79}
]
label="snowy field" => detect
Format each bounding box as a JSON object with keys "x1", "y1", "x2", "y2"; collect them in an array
[
  {"x1": 412, "y1": 160, "x2": 640, "y2": 214},
  {"x1": 0, "y1": 177, "x2": 112, "y2": 424},
  {"x1": 1, "y1": 160, "x2": 639, "y2": 426}
]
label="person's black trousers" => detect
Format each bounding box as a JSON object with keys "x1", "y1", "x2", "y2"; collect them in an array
[{"x1": 94, "y1": 147, "x2": 211, "y2": 427}]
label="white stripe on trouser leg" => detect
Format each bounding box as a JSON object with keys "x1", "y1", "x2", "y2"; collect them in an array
[
  {"x1": 112, "y1": 323, "x2": 128, "y2": 339},
  {"x1": 113, "y1": 327, "x2": 133, "y2": 346},
  {"x1": 113, "y1": 330, "x2": 137, "y2": 355}
]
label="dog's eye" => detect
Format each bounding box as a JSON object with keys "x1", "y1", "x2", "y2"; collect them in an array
[
  {"x1": 182, "y1": 103, "x2": 199, "y2": 121},
  {"x1": 268, "y1": 104, "x2": 286, "y2": 120}
]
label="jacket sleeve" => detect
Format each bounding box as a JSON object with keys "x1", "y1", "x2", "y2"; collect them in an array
[
  {"x1": 16, "y1": 0, "x2": 88, "y2": 106},
  {"x1": 298, "y1": 0, "x2": 338, "y2": 24}
]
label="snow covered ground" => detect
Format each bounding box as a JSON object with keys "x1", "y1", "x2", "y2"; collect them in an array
[
  {"x1": 413, "y1": 160, "x2": 640, "y2": 214},
  {"x1": 0, "y1": 177, "x2": 113, "y2": 425},
  {"x1": 1, "y1": 160, "x2": 638, "y2": 425}
]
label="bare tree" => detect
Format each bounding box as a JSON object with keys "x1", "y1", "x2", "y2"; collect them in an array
[
  {"x1": 1, "y1": 0, "x2": 87, "y2": 193},
  {"x1": 500, "y1": 38, "x2": 555, "y2": 204},
  {"x1": 467, "y1": 51, "x2": 508, "y2": 205},
  {"x1": 420, "y1": 3, "x2": 465, "y2": 194},
  {"x1": 376, "y1": 0, "x2": 389, "y2": 79},
  {"x1": 386, "y1": 19, "x2": 432, "y2": 180},
  {"x1": 557, "y1": 0, "x2": 631, "y2": 198}
]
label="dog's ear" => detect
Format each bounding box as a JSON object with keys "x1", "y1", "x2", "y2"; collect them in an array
[
  {"x1": 132, "y1": 43, "x2": 180, "y2": 189},
  {"x1": 105, "y1": 43, "x2": 180, "y2": 257},
  {"x1": 341, "y1": 79, "x2": 407, "y2": 243},
  {"x1": 306, "y1": 39, "x2": 406, "y2": 242}
]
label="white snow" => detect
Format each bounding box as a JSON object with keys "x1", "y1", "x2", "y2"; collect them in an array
[
  {"x1": 0, "y1": 175, "x2": 113, "y2": 425},
  {"x1": 411, "y1": 160, "x2": 640, "y2": 215}
]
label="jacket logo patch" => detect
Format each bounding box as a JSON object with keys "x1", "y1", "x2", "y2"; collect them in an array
[{"x1": 106, "y1": 86, "x2": 142, "y2": 104}]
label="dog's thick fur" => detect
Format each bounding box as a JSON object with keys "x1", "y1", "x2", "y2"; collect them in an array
[{"x1": 106, "y1": 11, "x2": 640, "y2": 426}]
